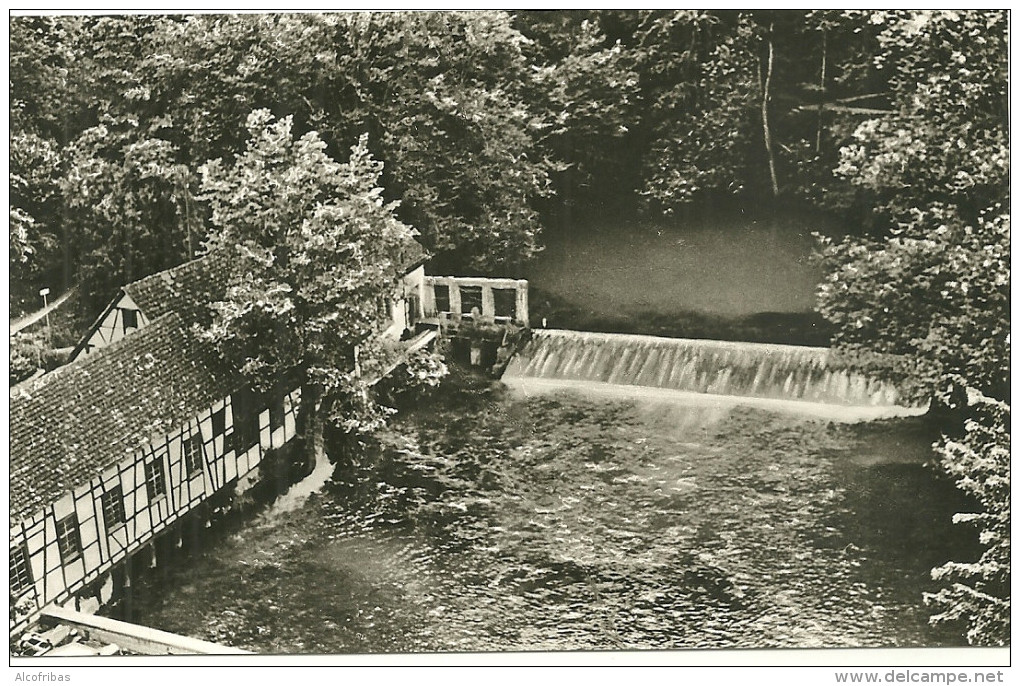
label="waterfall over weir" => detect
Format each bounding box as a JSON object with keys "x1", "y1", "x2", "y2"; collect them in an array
[{"x1": 501, "y1": 329, "x2": 924, "y2": 421}]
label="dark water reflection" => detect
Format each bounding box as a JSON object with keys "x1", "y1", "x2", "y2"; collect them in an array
[
  {"x1": 525, "y1": 213, "x2": 826, "y2": 319},
  {"x1": 523, "y1": 213, "x2": 836, "y2": 345},
  {"x1": 130, "y1": 373, "x2": 978, "y2": 653}
]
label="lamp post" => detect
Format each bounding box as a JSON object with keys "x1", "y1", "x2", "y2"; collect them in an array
[{"x1": 39, "y1": 287, "x2": 51, "y2": 347}]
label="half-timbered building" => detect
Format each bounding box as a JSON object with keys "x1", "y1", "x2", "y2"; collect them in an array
[{"x1": 10, "y1": 241, "x2": 430, "y2": 637}]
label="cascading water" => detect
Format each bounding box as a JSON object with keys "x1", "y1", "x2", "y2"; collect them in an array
[{"x1": 502, "y1": 329, "x2": 923, "y2": 419}]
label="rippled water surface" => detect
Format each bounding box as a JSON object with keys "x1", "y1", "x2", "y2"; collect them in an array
[{"x1": 130, "y1": 372, "x2": 976, "y2": 653}]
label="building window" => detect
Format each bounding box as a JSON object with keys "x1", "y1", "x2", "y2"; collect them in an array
[
  {"x1": 144, "y1": 458, "x2": 167, "y2": 501},
  {"x1": 100, "y1": 485, "x2": 126, "y2": 531},
  {"x1": 182, "y1": 432, "x2": 205, "y2": 477},
  {"x1": 121, "y1": 308, "x2": 139, "y2": 330},
  {"x1": 212, "y1": 407, "x2": 226, "y2": 438},
  {"x1": 434, "y1": 284, "x2": 450, "y2": 313},
  {"x1": 231, "y1": 389, "x2": 260, "y2": 454},
  {"x1": 10, "y1": 544, "x2": 33, "y2": 594},
  {"x1": 55, "y1": 514, "x2": 82, "y2": 563},
  {"x1": 460, "y1": 286, "x2": 483, "y2": 316},
  {"x1": 493, "y1": 288, "x2": 516, "y2": 320},
  {"x1": 269, "y1": 393, "x2": 285, "y2": 431}
]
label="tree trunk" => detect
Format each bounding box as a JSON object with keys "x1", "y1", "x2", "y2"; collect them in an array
[
  {"x1": 60, "y1": 119, "x2": 72, "y2": 292},
  {"x1": 180, "y1": 167, "x2": 194, "y2": 259},
  {"x1": 816, "y1": 28, "x2": 827, "y2": 154},
  {"x1": 761, "y1": 21, "x2": 780, "y2": 199},
  {"x1": 295, "y1": 381, "x2": 323, "y2": 477}
]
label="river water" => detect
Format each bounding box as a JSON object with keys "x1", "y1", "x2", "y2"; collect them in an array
[
  {"x1": 523, "y1": 211, "x2": 840, "y2": 345},
  {"x1": 128, "y1": 370, "x2": 977, "y2": 653},
  {"x1": 527, "y1": 212, "x2": 825, "y2": 318}
]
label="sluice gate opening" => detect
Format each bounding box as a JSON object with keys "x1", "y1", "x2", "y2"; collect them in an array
[{"x1": 501, "y1": 329, "x2": 925, "y2": 420}]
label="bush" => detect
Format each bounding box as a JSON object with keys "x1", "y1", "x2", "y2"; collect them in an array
[
  {"x1": 9, "y1": 333, "x2": 42, "y2": 385},
  {"x1": 925, "y1": 392, "x2": 1010, "y2": 646},
  {"x1": 40, "y1": 346, "x2": 71, "y2": 371},
  {"x1": 402, "y1": 347, "x2": 449, "y2": 393}
]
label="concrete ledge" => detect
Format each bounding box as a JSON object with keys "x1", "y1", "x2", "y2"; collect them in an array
[
  {"x1": 370, "y1": 329, "x2": 439, "y2": 385},
  {"x1": 502, "y1": 376, "x2": 928, "y2": 423},
  {"x1": 39, "y1": 606, "x2": 252, "y2": 655},
  {"x1": 533, "y1": 328, "x2": 834, "y2": 355}
]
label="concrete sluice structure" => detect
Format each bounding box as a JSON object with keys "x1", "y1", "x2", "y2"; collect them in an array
[{"x1": 502, "y1": 329, "x2": 925, "y2": 421}]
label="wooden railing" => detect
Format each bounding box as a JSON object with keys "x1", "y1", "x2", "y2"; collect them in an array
[{"x1": 422, "y1": 276, "x2": 529, "y2": 327}]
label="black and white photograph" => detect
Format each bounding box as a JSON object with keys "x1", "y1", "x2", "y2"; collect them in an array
[{"x1": 7, "y1": 8, "x2": 1010, "y2": 675}]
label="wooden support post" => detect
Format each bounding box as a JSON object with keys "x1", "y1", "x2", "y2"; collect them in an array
[
  {"x1": 449, "y1": 282, "x2": 462, "y2": 320},
  {"x1": 516, "y1": 280, "x2": 529, "y2": 327},
  {"x1": 481, "y1": 286, "x2": 495, "y2": 321},
  {"x1": 414, "y1": 279, "x2": 425, "y2": 320},
  {"x1": 422, "y1": 278, "x2": 434, "y2": 317},
  {"x1": 121, "y1": 553, "x2": 134, "y2": 622}
]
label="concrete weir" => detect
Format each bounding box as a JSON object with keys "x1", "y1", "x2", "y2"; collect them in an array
[{"x1": 501, "y1": 329, "x2": 925, "y2": 421}]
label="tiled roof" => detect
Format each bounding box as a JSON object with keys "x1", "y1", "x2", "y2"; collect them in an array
[
  {"x1": 10, "y1": 313, "x2": 239, "y2": 521},
  {"x1": 123, "y1": 248, "x2": 236, "y2": 324},
  {"x1": 395, "y1": 235, "x2": 429, "y2": 273},
  {"x1": 13, "y1": 235, "x2": 427, "y2": 522},
  {"x1": 124, "y1": 237, "x2": 427, "y2": 323}
]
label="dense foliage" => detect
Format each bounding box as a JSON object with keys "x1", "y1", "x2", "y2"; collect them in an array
[
  {"x1": 61, "y1": 117, "x2": 194, "y2": 315},
  {"x1": 9, "y1": 10, "x2": 1008, "y2": 644},
  {"x1": 11, "y1": 10, "x2": 1004, "y2": 305},
  {"x1": 927, "y1": 394, "x2": 1010, "y2": 646},
  {"x1": 10, "y1": 12, "x2": 563, "y2": 314},
  {"x1": 198, "y1": 110, "x2": 415, "y2": 467},
  {"x1": 0, "y1": 11, "x2": 886, "y2": 312},
  {"x1": 814, "y1": 11, "x2": 1009, "y2": 645}
]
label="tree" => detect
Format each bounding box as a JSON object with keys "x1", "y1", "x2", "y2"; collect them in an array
[
  {"x1": 832, "y1": 11, "x2": 1007, "y2": 225},
  {"x1": 60, "y1": 116, "x2": 192, "y2": 315},
  {"x1": 11, "y1": 12, "x2": 560, "y2": 311},
  {"x1": 126, "y1": 12, "x2": 555, "y2": 273},
  {"x1": 513, "y1": 11, "x2": 639, "y2": 218},
  {"x1": 9, "y1": 132, "x2": 60, "y2": 279},
  {"x1": 622, "y1": 10, "x2": 902, "y2": 215},
  {"x1": 10, "y1": 15, "x2": 185, "y2": 302},
  {"x1": 816, "y1": 10, "x2": 1009, "y2": 645},
  {"x1": 316, "y1": 11, "x2": 553, "y2": 272},
  {"x1": 198, "y1": 110, "x2": 415, "y2": 470},
  {"x1": 926, "y1": 393, "x2": 1010, "y2": 646},
  {"x1": 818, "y1": 10, "x2": 1008, "y2": 405},
  {"x1": 631, "y1": 11, "x2": 757, "y2": 210},
  {"x1": 632, "y1": 11, "x2": 806, "y2": 213},
  {"x1": 817, "y1": 205, "x2": 1009, "y2": 404},
  {"x1": 10, "y1": 17, "x2": 73, "y2": 292}
]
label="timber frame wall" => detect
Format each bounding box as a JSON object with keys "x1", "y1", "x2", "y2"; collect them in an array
[
  {"x1": 73, "y1": 293, "x2": 151, "y2": 360},
  {"x1": 9, "y1": 385, "x2": 301, "y2": 636},
  {"x1": 10, "y1": 260, "x2": 476, "y2": 638}
]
